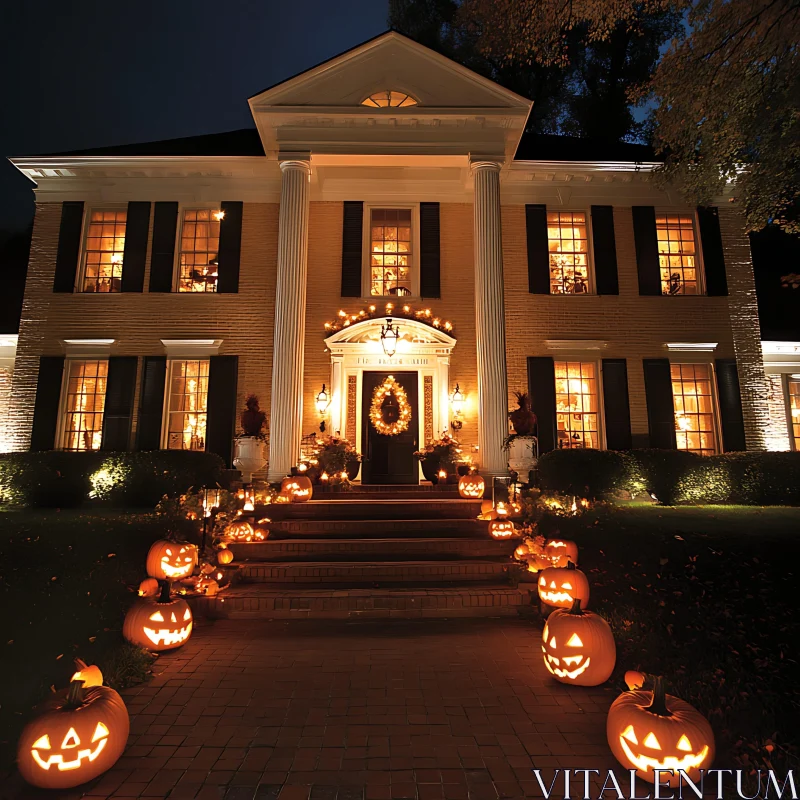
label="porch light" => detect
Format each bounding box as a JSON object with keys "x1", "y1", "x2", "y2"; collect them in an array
[
  {"x1": 315, "y1": 384, "x2": 330, "y2": 432},
  {"x1": 450, "y1": 384, "x2": 465, "y2": 431},
  {"x1": 380, "y1": 318, "x2": 400, "y2": 357}
]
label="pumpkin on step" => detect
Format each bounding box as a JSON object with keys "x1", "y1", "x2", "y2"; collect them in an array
[
  {"x1": 458, "y1": 474, "x2": 485, "y2": 498},
  {"x1": 123, "y1": 582, "x2": 193, "y2": 651},
  {"x1": 488, "y1": 519, "x2": 517, "y2": 539},
  {"x1": 217, "y1": 548, "x2": 234, "y2": 565},
  {"x1": 145, "y1": 539, "x2": 197, "y2": 581},
  {"x1": 537, "y1": 562, "x2": 590, "y2": 609},
  {"x1": 281, "y1": 475, "x2": 313, "y2": 502}
]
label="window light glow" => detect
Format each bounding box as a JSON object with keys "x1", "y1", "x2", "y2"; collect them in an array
[{"x1": 361, "y1": 91, "x2": 418, "y2": 108}]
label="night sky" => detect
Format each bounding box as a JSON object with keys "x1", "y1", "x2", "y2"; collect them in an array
[{"x1": 0, "y1": 0, "x2": 389, "y2": 233}]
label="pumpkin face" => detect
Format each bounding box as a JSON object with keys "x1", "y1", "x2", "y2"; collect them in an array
[
  {"x1": 281, "y1": 476, "x2": 313, "y2": 502},
  {"x1": 545, "y1": 538, "x2": 579, "y2": 566},
  {"x1": 217, "y1": 548, "x2": 234, "y2": 565},
  {"x1": 538, "y1": 564, "x2": 590, "y2": 608},
  {"x1": 145, "y1": 540, "x2": 197, "y2": 581},
  {"x1": 223, "y1": 520, "x2": 266, "y2": 542},
  {"x1": 458, "y1": 474, "x2": 485, "y2": 498},
  {"x1": 607, "y1": 679, "x2": 715, "y2": 786},
  {"x1": 488, "y1": 519, "x2": 517, "y2": 539},
  {"x1": 541, "y1": 600, "x2": 615, "y2": 686},
  {"x1": 123, "y1": 591, "x2": 193, "y2": 651},
  {"x1": 17, "y1": 681, "x2": 129, "y2": 790}
]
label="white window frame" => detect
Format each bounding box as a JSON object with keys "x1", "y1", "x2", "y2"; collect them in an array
[
  {"x1": 78, "y1": 205, "x2": 128, "y2": 294},
  {"x1": 668, "y1": 360, "x2": 722, "y2": 455},
  {"x1": 361, "y1": 202, "x2": 421, "y2": 300},
  {"x1": 55, "y1": 357, "x2": 110, "y2": 451},
  {"x1": 654, "y1": 210, "x2": 707, "y2": 297},
  {"x1": 546, "y1": 208, "x2": 597, "y2": 296},
  {"x1": 173, "y1": 203, "x2": 224, "y2": 294},
  {"x1": 784, "y1": 374, "x2": 800, "y2": 452},
  {"x1": 160, "y1": 357, "x2": 211, "y2": 451},
  {"x1": 553, "y1": 358, "x2": 606, "y2": 450}
]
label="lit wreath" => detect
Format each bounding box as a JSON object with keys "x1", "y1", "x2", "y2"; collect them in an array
[{"x1": 369, "y1": 375, "x2": 412, "y2": 436}]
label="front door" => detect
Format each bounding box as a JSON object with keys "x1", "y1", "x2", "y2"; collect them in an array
[{"x1": 361, "y1": 371, "x2": 419, "y2": 484}]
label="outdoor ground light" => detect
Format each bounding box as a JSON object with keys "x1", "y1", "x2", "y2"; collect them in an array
[
  {"x1": 380, "y1": 317, "x2": 400, "y2": 357},
  {"x1": 315, "y1": 384, "x2": 329, "y2": 432}
]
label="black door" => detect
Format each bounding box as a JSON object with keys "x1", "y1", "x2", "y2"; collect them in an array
[{"x1": 361, "y1": 371, "x2": 419, "y2": 484}]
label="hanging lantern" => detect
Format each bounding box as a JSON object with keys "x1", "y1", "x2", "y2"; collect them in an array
[{"x1": 380, "y1": 317, "x2": 400, "y2": 357}]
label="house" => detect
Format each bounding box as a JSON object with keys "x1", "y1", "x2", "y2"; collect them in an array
[{"x1": 2, "y1": 32, "x2": 794, "y2": 480}]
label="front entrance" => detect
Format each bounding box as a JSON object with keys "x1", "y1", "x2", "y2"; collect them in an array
[{"x1": 361, "y1": 371, "x2": 419, "y2": 484}]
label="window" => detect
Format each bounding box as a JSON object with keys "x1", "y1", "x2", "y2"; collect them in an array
[
  {"x1": 362, "y1": 91, "x2": 417, "y2": 108},
  {"x1": 657, "y1": 215, "x2": 699, "y2": 295},
  {"x1": 788, "y1": 378, "x2": 800, "y2": 450},
  {"x1": 547, "y1": 212, "x2": 590, "y2": 294},
  {"x1": 61, "y1": 360, "x2": 108, "y2": 450},
  {"x1": 555, "y1": 361, "x2": 600, "y2": 449},
  {"x1": 370, "y1": 208, "x2": 412, "y2": 297},
  {"x1": 671, "y1": 363, "x2": 717, "y2": 455},
  {"x1": 82, "y1": 209, "x2": 126, "y2": 293},
  {"x1": 165, "y1": 360, "x2": 209, "y2": 451},
  {"x1": 178, "y1": 209, "x2": 223, "y2": 293}
]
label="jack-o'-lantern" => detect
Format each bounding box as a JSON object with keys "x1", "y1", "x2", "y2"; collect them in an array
[
  {"x1": 137, "y1": 578, "x2": 159, "y2": 597},
  {"x1": 495, "y1": 502, "x2": 509, "y2": 517},
  {"x1": 145, "y1": 539, "x2": 197, "y2": 581},
  {"x1": 488, "y1": 519, "x2": 517, "y2": 539},
  {"x1": 196, "y1": 576, "x2": 220, "y2": 596},
  {"x1": 217, "y1": 548, "x2": 234, "y2": 565},
  {"x1": 514, "y1": 543, "x2": 530, "y2": 560},
  {"x1": 223, "y1": 520, "x2": 257, "y2": 542},
  {"x1": 526, "y1": 553, "x2": 554, "y2": 573},
  {"x1": 71, "y1": 659, "x2": 103, "y2": 689},
  {"x1": 458, "y1": 474, "x2": 485, "y2": 498},
  {"x1": 538, "y1": 562, "x2": 590, "y2": 608},
  {"x1": 545, "y1": 538, "x2": 579, "y2": 566},
  {"x1": 17, "y1": 677, "x2": 129, "y2": 789},
  {"x1": 607, "y1": 677, "x2": 715, "y2": 786},
  {"x1": 281, "y1": 475, "x2": 313, "y2": 502},
  {"x1": 479, "y1": 499, "x2": 497, "y2": 520},
  {"x1": 123, "y1": 582, "x2": 193, "y2": 651},
  {"x1": 541, "y1": 599, "x2": 615, "y2": 686},
  {"x1": 625, "y1": 670, "x2": 646, "y2": 691}
]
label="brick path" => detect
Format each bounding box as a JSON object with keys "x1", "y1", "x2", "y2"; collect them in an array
[{"x1": 10, "y1": 617, "x2": 617, "y2": 799}]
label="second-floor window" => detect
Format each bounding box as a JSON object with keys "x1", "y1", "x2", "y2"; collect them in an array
[
  {"x1": 82, "y1": 209, "x2": 127, "y2": 293},
  {"x1": 61, "y1": 359, "x2": 108, "y2": 450},
  {"x1": 178, "y1": 209, "x2": 222, "y2": 293},
  {"x1": 547, "y1": 212, "x2": 590, "y2": 294},
  {"x1": 370, "y1": 208, "x2": 412, "y2": 297},
  {"x1": 555, "y1": 360, "x2": 600, "y2": 449},
  {"x1": 657, "y1": 215, "x2": 699, "y2": 295}
]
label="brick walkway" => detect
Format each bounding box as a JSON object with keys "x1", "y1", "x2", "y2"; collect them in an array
[{"x1": 11, "y1": 617, "x2": 617, "y2": 799}]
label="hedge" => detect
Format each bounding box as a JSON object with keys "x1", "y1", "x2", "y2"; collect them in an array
[
  {"x1": 0, "y1": 450, "x2": 226, "y2": 508},
  {"x1": 537, "y1": 448, "x2": 800, "y2": 505}
]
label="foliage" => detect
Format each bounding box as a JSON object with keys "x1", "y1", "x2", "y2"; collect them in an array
[
  {"x1": 239, "y1": 393, "x2": 266, "y2": 438},
  {"x1": 96, "y1": 643, "x2": 156, "y2": 691},
  {"x1": 538, "y1": 448, "x2": 632, "y2": 498},
  {"x1": 313, "y1": 435, "x2": 362, "y2": 475},
  {"x1": 413, "y1": 432, "x2": 462, "y2": 468}
]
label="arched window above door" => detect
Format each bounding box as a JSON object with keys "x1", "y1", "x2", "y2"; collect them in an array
[{"x1": 361, "y1": 91, "x2": 418, "y2": 108}]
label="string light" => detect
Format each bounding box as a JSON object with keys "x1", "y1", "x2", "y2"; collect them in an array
[
  {"x1": 369, "y1": 375, "x2": 412, "y2": 436},
  {"x1": 323, "y1": 304, "x2": 455, "y2": 336}
]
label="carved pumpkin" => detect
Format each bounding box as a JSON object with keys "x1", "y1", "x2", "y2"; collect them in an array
[
  {"x1": 514, "y1": 543, "x2": 530, "y2": 560},
  {"x1": 479, "y1": 499, "x2": 497, "y2": 520},
  {"x1": 545, "y1": 538, "x2": 579, "y2": 566},
  {"x1": 538, "y1": 562, "x2": 590, "y2": 608},
  {"x1": 607, "y1": 677, "x2": 715, "y2": 786},
  {"x1": 217, "y1": 548, "x2": 234, "y2": 565},
  {"x1": 281, "y1": 475, "x2": 313, "y2": 502},
  {"x1": 458, "y1": 474, "x2": 485, "y2": 499},
  {"x1": 71, "y1": 659, "x2": 103, "y2": 689},
  {"x1": 223, "y1": 520, "x2": 266, "y2": 542},
  {"x1": 145, "y1": 540, "x2": 197, "y2": 581},
  {"x1": 625, "y1": 670, "x2": 646, "y2": 691},
  {"x1": 488, "y1": 519, "x2": 517, "y2": 539},
  {"x1": 17, "y1": 678, "x2": 129, "y2": 789},
  {"x1": 123, "y1": 582, "x2": 193, "y2": 651},
  {"x1": 495, "y1": 502, "x2": 509, "y2": 517},
  {"x1": 527, "y1": 553, "x2": 554, "y2": 573},
  {"x1": 541, "y1": 599, "x2": 615, "y2": 686},
  {"x1": 137, "y1": 578, "x2": 159, "y2": 597},
  {"x1": 196, "y1": 576, "x2": 220, "y2": 596}
]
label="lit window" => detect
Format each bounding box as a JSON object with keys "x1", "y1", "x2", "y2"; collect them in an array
[
  {"x1": 165, "y1": 360, "x2": 209, "y2": 451},
  {"x1": 657, "y1": 215, "x2": 699, "y2": 295},
  {"x1": 361, "y1": 91, "x2": 417, "y2": 108},
  {"x1": 547, "y1": 212, "x2": 590, "y2": 294},
  {"x1": 178, "y1": 209, "x2": 222, "y2": 293},
  {"x1": 370, "y1": 208, "x2": 412, "y2": 297},
  {"x1": 555, "y1": 361, "x2": 600, "y2": 449},
  {"x1": 671, "y1": 364, "x2": 717, "y2": 455},
  {"x1": 788, "y1": 379, "x2": 800, "y2": 450},
  {"x1": 82, "y1": 210, "x2": 126, "y2": 293},
  {"x1": 62, "y1": 360, "x2": 108, "y2": 450}
]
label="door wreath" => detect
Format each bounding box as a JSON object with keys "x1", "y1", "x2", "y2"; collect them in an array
[{"x1": 369, "y1": 375, "x2": 412, "y2": 436}]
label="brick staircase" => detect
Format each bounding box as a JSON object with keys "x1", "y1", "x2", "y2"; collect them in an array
[{"x1": 193, "y1": 485, "x2": 526, "y2": 619}]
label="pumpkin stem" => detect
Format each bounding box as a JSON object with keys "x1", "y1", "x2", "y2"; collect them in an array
[
  {"x1": 646, "y1": 676, "x2": 672, "y2": 717},
  {"x1": 158, "y1": 580, "x2": 172, "y2": 604},
  {"x1": 568, "y1": 598, "x2": 584, "y2": 616},
  {"x1": 65, "y1": 679, "x2": 86, "y2": 708},
  {"x1": 566, "y1": 560, "x2": 576, "y2": 571}
]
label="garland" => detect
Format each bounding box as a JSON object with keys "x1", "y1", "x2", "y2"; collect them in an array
[{"x1": 369, "y1": 375, "x2": 412, "y2": 436}]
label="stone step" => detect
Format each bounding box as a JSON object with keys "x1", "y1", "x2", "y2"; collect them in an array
[
  {"x1": 256, "y1": 499, "x2": 481, "y2": 521},
  {"x1": 229, "y1": 537, "x2": 514, "y2": 561},
  {"x1": 191, "y1": 584, "x2": 527, "y2": 619},
  {"x1": 313, "y1": 485, "x2": 462, "y2": 501},
  {"x1": 264, "y1": 518, "x2": 487, "y2": 538},
  {"x1": 237, "y1": 559, "x2": 510, "y2": 585}
]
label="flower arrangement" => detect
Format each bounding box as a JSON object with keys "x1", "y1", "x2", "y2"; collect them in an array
[
  {"x1": 508, "y1": 391, "x2": 537, "y2": 437},
  {"x1": 299, "y1": 435, "x2": 362, "y2": 483}
]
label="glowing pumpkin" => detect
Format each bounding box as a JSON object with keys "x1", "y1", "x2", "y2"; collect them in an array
[
  {"x1": 458, "y1": 474, "x2": 485, "y2": 498},
  {"x1": 196, "y1": 576, "x2": 220, "y2": 596},
  {"x1": 17, "y1": 678, "x2": 129, "y2": 789},
  {"x1": 488, "y1": 519, "x2": 517, "y2": 539},
  {"x1": 145, "y1": 540, "x2": 197, "y2": 581},
  {"x1": 526, "y1": 554, "x2": 553, "y2": 573},
  {"x1": 607, "y1": 677, "x2": 715, "y2": 786},
  {"x1": 625, "y1": 670, "x2": 646, "y2": 690},
  {"x1": 137, "y1": 578, "x2": 159, "y2": 597},
  {"x1": 537, "y1": 562, "x2": 590, "y2": 609},
  {"x1": 541, "y1": 599, "x2": 615, "y2": 686},
  {"x1": 479, "y1": 499, "x2": 497, "y2": 520},
  {"x1": 514, "y1": 543, "x2": 530, "y2": 560},
  {"x1": 123, "y1": 582, "x2": 193, "y2": 651},
  {"x1": 217, "y1": 549, "x2": 234, "y2": 565},
  {"x1": 545, "y1": 538, "x2": 579, "y2": 566},
  {"x1": 281, "y1": 476, "x2": 313, "y2": 502},
  {"x1": 71, "y1": 659, "x2": 103, "y2": 689},
  {"x1": 223, "y1": 520, "x2": 255, "y2": 542},
  {"x1": 274, "y1": 491, "x2": 291, "y2": 503}
]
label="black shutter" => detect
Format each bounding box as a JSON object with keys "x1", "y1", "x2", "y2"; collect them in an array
[
  {"x1": 697, "y1": 206, "x2": 728, "y2": 296},
  {"x1": 419, "y1": 202, "x2": 441, "y2": 298},
  {"x1": 101, "y1": 356, "x2": 138, "y2": 451},
  {"x1": 148, "y1": 202, "x2": 179, "y2": 292},
  {"x1": 632, "y1": 206, "x2": 662, "y2": 296},
  {"x1": 341, "y1": 201, "x2": 363, "y2": 297},
  {"x1": 715, "y1": 358, "x2": 746, "y2": 451},
  {"x1": 601, "y1": 359, "x2": 632, "y2": 450},
  {"x1": 206, "y1": 355, "x2": 238, "y2": 467},
  {"x1": 30, "y1": 356, "x2": 65, "y2": 450},
  {"x1": 136, "y1": 356, "x2": 167, "y2": 450},
  {"x1": 217, "y1": 201, "x2": 243, "y2": 293},
  {"x1": 525, "y1": 204, "x2": 550, "y2": 294},
  {"x1": 527, "y1": 356, "x2": 556, "y2": 454},
  {"x1": 53, "y1": 202, "x2": 84, "y2": 293},
  {"x1": 591, "y1": 206, "x2": 619, "y2": 295},
  {"x1": 120, "y1": 202, "x2": 151, "y2": 293},
  {"x1": 643, "y1": 358, "x2": 677, "y2": 449}
]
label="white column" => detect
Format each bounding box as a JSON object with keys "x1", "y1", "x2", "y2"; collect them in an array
[
  {"x1": 472, "y1": 160, "x2": 509, "y2": 478},
  {"x1": 268, "y1": 159, "x2": 311, "y2": 482}
]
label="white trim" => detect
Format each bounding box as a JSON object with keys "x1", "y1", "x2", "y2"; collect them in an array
[
  {"x1": 665, "y1": 342, "x2": 718, "y2": 352},
  {"x1": 545, "y1": 339, "x2": 609, "y2": 351},
  {"x1": 160, "y1": 339, "x2": 222, "y2": 358},
  {"x1": 62, "y1": 339, "x2": 115, "y2": 357}
]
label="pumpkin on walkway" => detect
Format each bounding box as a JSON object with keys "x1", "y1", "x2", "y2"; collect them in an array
[
  {"x1": 145, "y1": 539, "x2": 197, "y2": 581},
  {"x1": 123, "y1": 581, "x2": 193, "y2": 651},
  {"x1": 537, "y1": 561, "x2": 590, "y2": 609}
]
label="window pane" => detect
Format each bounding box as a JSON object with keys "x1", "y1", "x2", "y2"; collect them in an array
[
  {"x1": 554, "y1": 361, "x2": 600, "y2": 449},
  {"x1": 656, "y1": 215, "x2": 700, "y2": 295},
  {"x1": 166, "y1": 360, "x2": 210, "y2": 451},
  {"x1": 62, "y1": 360, "x2": 108, "y2": 450},
  {"x1": 370, "y1": 208, "x2": 413, "y2": 297},
  {"x1": 789, "y1": 379, "x2": 800, "y2": 451},
  {"x1": 670, "y1": 363, "x2": 717, "y2": 455},
  {"x1": 178, "y1": 209, "x2": 222, "y2": 293},
  {"x1": 546, "y1": 212, "x2": 590, "y2": 295},
  {"x1": 82, "y1": 210, "x2": 126, "y2": 293}
]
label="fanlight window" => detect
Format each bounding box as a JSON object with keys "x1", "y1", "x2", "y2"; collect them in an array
[{"x1": 362, "y1": 91, "x2": 418, "y2": 108}]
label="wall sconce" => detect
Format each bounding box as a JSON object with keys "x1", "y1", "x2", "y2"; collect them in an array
[
  {"x1": 380, "y1": 318, "x2": 400, "y2": 358},
  {"x1": 315, "y1": 384, "x2": 330, "y2": 432},
  {"x1": 450, "y1": 383, "x2": 465, "y2": 431}
]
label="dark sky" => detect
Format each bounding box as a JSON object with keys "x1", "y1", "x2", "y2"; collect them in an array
[{"x1": 0, "y1": 0, "x2": 389, "y2": 233}]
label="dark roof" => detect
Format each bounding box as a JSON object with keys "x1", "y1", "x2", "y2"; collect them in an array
[{"x1": 514, "y1": 132, "x2": 658, "y2": 163}]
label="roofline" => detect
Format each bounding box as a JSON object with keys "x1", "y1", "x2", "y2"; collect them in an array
[{"x1": 511, "y1": 159, "x2": 663, "y2": 172}]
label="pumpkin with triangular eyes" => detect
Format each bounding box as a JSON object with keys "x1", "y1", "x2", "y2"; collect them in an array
[
  {"x1": 145, "y1": 539, "x2": 197, "y2": 580},
  {"x1": 123, "y1": 582, "x2": 193, "y2": 651},
  {"x1": 607, "y1": 677, "x2": 715, "y2": 786},
  {"x1": 537, "y1": 562, "x2": 590, "y2": 608},
  {"x1": 488, "y1": 519, "x2": 517, "y2": 539}
]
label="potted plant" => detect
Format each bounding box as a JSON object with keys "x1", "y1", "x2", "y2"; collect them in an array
[
  {"x1": 315, "y1": 435, "x2": 362, "y2": 482},
  {"x1": 414, "y1": 433, "x2": 461, "y2": 483},
  {"x1": 506, "y1": 391, "x2": 538, "y2": 482},
  {"x1": 233, "y1": 394, "x2": 267, "y2": 482}
]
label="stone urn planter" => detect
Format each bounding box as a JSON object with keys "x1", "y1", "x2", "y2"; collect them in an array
[
  {"x1": 507, "y1": 435, "x2": 537, "y2": 482},
  {"x1": 233, "y1": 436, "x2": 266, "y2": 483}
]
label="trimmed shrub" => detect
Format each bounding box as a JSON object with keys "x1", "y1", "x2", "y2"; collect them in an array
[
  {"x1": 537, "y1": 449, "x2": 631, "y2": 498},
  {"x1": 627, "y1": 449, "x2": 702, "y2": 505}
]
